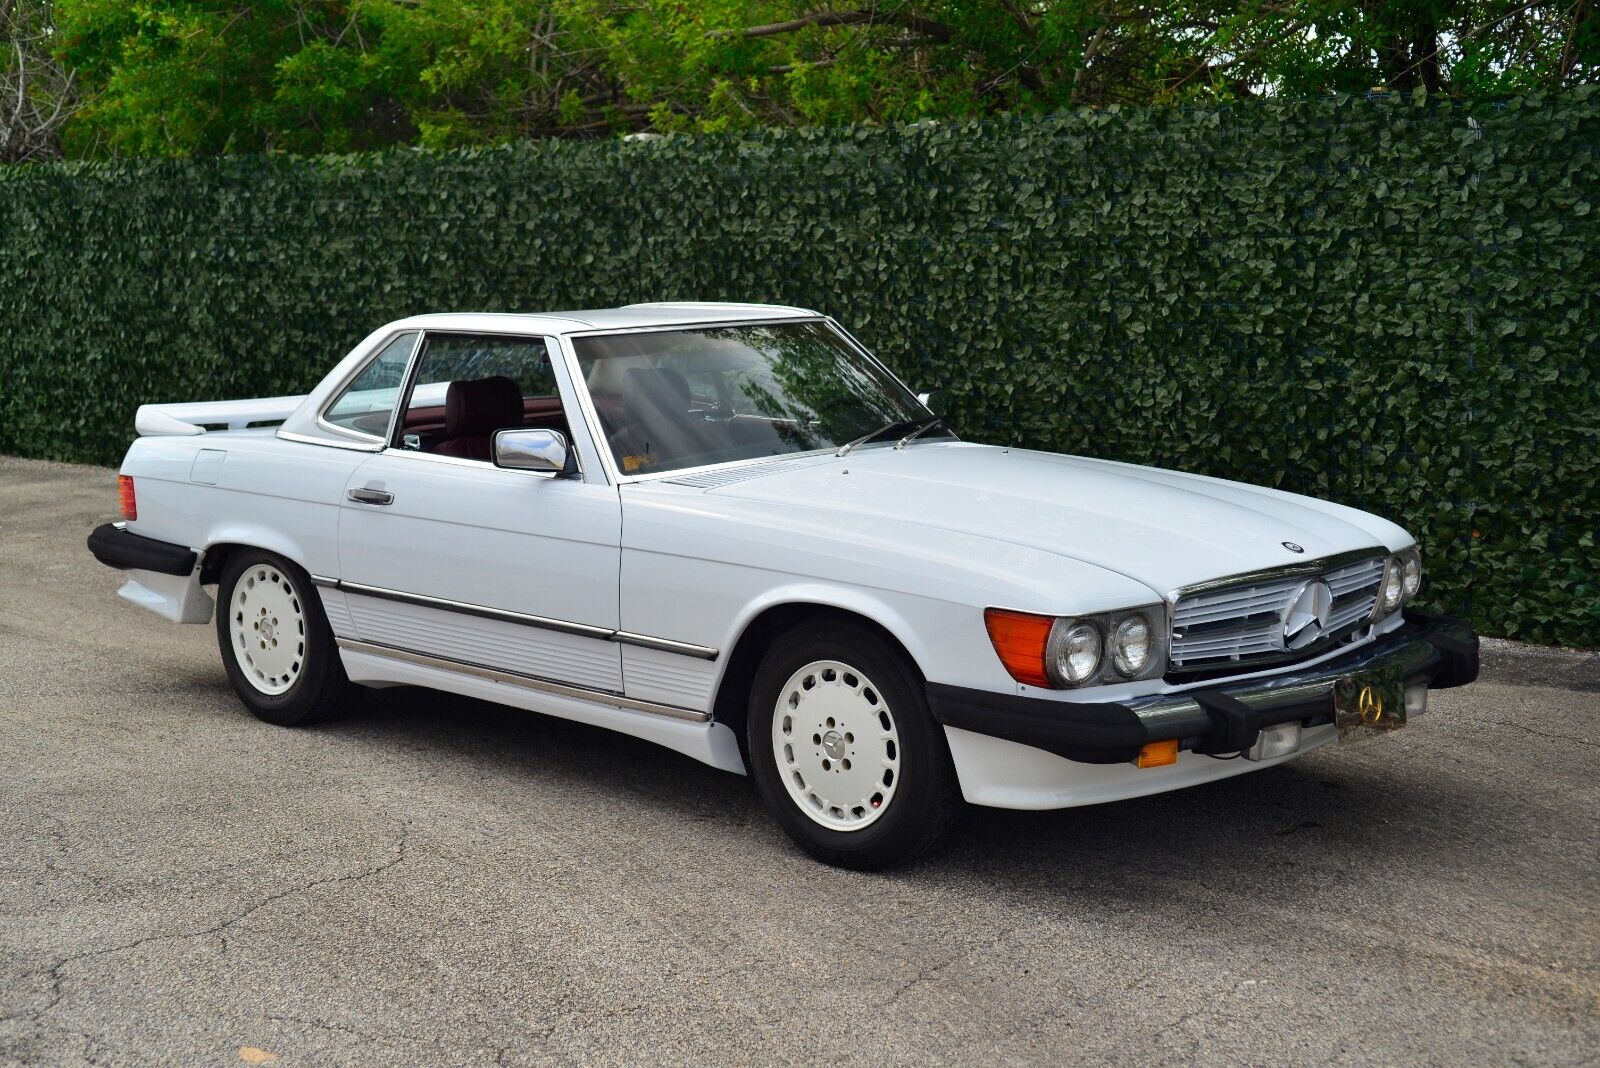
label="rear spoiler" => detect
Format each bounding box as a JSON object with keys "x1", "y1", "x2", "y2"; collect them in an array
[{"x1": 134, "y1": 395, "x2": 307, "y2": 437}]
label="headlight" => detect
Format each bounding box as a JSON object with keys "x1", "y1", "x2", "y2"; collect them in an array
[
  {"x1": 1049, "y1": 620, "x2": 1103, "y2": 685},
  {"x1": 984, "y1": 606, "x2": 1166, "y2": 688},
  {"x1": 1111, "y1": 614, "x2": 1153, "y2": 677},
  {"x1": 1374, "y1": 546, "x2": 1422, "y2": 620},
  {"x1": 1402, "y1": 553, "x2": 1422, "y2": 599},
  {"x1": 1381, "y1": 563, "x2": 1404, "y2": 612}
]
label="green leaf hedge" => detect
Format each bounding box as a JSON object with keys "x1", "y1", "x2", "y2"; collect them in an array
[{"x1": 2, "y1": 92, "x2": 1596, "y2": 645}]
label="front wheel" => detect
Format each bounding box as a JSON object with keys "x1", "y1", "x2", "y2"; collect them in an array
[
  {"x1": 747, "y1": 622, "x2": 959, "y2": 869},
  {"x1": 215, "y1": 549, "x2": 359, "y2": 726}
]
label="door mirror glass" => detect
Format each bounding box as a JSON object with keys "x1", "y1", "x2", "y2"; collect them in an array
[{"x1": 494, "y1": 428, "x2": 570, "y2": 473}]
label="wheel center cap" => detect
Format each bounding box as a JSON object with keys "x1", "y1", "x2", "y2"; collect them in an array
[
  {"x1": 260, "y1": 619, "x2": 275, "y2": 643},
  {"x1": 820, "y1": 730, "x2": 846, "y2": 761}
]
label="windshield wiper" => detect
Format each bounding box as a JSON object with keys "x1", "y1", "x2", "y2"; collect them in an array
[
  {"x1": 894, "y1": 416, "x2": 945, "y2": 450},
  {"x1": 836, "y1": 417, "x2": 921, "y2": 457}
]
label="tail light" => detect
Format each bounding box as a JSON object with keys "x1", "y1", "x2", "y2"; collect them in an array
[{"x1": 117, "y1": 475, "x2": 137, "y2": 521}]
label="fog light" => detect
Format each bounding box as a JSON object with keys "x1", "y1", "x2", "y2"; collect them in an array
[
  {"x1": 1135, "y1": 739, "x2": 1179, "y2": 769},
  {"x1": 1247, "y1": 722, "x2": 1301, "y2": 761},
  {"x1": 1405, "y1": 685, "x2": 1428, "y2": 718}
]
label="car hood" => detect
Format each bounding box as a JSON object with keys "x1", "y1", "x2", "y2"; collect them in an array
[{"x1": 704, "y1": 443, "x2": 1406, "y2": 596}]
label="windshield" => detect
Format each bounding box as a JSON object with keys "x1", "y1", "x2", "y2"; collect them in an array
[{"x1": 572, "y1": 320, "x2": 942, "y2": 476}]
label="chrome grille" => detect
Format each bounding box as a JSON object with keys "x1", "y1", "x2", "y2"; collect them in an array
[{"x1": 1169, "y1": 552, "x2": 1386, "y2": 673}]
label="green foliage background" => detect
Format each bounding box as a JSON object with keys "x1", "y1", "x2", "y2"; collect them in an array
[{"x1": 1, "y1": 92, "x2": 1596, "y2": 644}]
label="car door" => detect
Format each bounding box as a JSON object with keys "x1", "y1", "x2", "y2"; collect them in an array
[{"x1": 335, "y1": 331, "x2": 624, "y2": 694}]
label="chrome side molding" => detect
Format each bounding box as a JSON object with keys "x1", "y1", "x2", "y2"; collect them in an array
[
  {"x1": 314, "y1": 577, "x2": 719, "y2": 660},
  {"x1": 335, "y1": 638, "x2": 711, "y2": 722}
]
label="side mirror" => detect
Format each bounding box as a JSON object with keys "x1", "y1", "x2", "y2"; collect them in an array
[
  {"x1": 917, "y1": 389, "x2": 942, "y2": 413},
  {"x1": 494, "y1": 428, "x2": 576, "y2": 476}
]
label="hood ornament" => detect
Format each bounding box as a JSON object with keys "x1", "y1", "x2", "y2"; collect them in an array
[{"x1": 1282, "y1": 541, "x2": 1305, "y2": 554}]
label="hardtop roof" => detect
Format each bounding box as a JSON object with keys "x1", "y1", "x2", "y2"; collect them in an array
[{"x1": 385, "y1": 302, "x2": 820, "y2": 336}]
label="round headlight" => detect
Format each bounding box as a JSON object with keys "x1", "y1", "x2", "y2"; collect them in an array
[
  {"x1": 1402, "y1": 554, "x2": 1421, "y2": 600},
  {"x1": 1050, "y1": 621, "x2": 1102, "y2": 685},
  {"x1": 1382, "y1": 558, "x2": 1405, "y2": 612},
  {"x1": 1111, "y1": 615, "x2": 1153, "y2": 677}
]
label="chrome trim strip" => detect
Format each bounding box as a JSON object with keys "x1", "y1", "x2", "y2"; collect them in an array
[
  {"x1": 611, "y1": 631, "x2": 720, "y2": 661},
  {"x1": 335, "y1": 638, "x2": 710, "y2": 722},
  {"x1": 1170, "y1": 546, "x2": 1390, "y2": 601},
  {"x1": 276, "y1": 429, "x2": 385, "y2": 453},
  {"x1": 309, "y1": 574, "x2": 338, "y2": 589},
  {"x1": 338, "y1": 580, "x2": 614, "y2": 640},
  {"x1": 327, "y1": 578, "x2": 719, "y2": 659}
]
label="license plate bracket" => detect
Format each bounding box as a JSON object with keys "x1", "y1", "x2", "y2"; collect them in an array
[{"x1": 1333, "y1": 665, "x2": 1406, "y2": 741}]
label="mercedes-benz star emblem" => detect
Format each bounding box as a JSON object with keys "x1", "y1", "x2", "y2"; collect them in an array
[
  {"x1": 1282, "y1": 541, "x2": 1305, "y2": 554},
  {"x1": 1281, "y1": 579, "x2": 1333, "y2": 650}
]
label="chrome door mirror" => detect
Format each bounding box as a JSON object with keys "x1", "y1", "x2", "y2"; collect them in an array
[{"x1": 493, "y1": 428, "x2": 572, "y2": 475}]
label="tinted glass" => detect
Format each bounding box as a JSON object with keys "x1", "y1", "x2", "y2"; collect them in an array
[
  {"x1": 323, "y1": 333, "x2": 418, "y2": 438},
  {"x1": 573, "y1": 321, "x2": 936, "y2": 475}
]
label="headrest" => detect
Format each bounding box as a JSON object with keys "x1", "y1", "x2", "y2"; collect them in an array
[{"x1": 445, "y1": 376, "x2": 523, "y2": 438}]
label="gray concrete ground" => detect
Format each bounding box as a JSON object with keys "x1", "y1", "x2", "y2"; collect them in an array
[{"x1": 1, "y1": 454, "x2": 1596, "y2": 1067}]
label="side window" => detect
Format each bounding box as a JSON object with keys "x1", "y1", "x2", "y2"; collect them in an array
[
  {"x1": 398, "y1": 334, "x2": 569, "y2": 460},
  {"x1": 322, "y1": 333, "x2": 419, "y2": 439}
]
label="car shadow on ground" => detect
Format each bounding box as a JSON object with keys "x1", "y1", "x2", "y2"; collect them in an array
[{"x1": 311, "y1": 680, "x2": 1500, "y2": 909}]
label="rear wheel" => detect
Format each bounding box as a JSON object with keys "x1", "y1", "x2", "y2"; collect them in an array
[
  {"x1": 215, "y1": 550, "x2": 358, "y2": 726},
  {"x1": 747, "y1": 621, "x2": 958, "y2": 869}
]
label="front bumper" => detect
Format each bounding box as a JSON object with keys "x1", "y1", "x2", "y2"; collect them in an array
[{"x1": 927, "y1": 610, "x2": 1478, "y2": 765}]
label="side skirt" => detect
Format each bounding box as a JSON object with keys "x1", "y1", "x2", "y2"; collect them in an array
[{"x1": 335, "y1": 638, "x2": 747, "y2": 775}]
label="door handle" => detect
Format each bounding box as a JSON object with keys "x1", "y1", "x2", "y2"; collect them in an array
[{"x1": 347, "y1": 487, "x2": 393, "y2": 506}]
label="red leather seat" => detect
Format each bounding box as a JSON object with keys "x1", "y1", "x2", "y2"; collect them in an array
[{"x1": 435, "y1": 376, "x2": 524, "y2": 460}]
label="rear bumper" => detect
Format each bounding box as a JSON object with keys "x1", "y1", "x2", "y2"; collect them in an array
[
  {"x1": 927, "y1": 610, "x2": 1478, "y2": 765},
  {"x1": 87, "y1": 522, "x2": 197, "y2": 576}
]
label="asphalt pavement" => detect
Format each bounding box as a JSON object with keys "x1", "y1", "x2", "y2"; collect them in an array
[{"x1": 1, "y1": 455, "x2": 1596, "y2": 1066}]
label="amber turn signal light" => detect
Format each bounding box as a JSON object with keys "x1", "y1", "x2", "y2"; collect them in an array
[
  {"x1": 117, "y1": 475, "x2": 137, "y2": 521},
  {"x1": 983, "y1": 608, "x2": 1054, "y2": 687},
  {"x1": 1135, "y1": 738, "x2": 1179, "y2": 769}
]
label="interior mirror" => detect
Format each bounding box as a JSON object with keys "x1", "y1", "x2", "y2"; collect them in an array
[{"x1": 494, "y1": 428, "x2": 574, "y2": 476}]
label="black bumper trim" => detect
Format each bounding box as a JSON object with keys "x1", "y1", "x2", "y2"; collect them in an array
[
  {"x1": 86, "y1": 523, "x2": 198, "y2": 577},
  {"x1": 928, "y1": 612, "x2": 1480, "y2": 766}
]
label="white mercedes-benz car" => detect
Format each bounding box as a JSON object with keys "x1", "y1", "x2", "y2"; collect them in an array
[{"x1": 89, "y1": 302, "x2": 1478, "y2": 868}]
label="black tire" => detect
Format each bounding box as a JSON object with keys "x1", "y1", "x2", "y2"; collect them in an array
[
  {"x1": 747, "y1": 620, "x2": 959, "y2": 870},
  {"x1": 214, "y1": 549, "x2": 359, "y2": 726}
]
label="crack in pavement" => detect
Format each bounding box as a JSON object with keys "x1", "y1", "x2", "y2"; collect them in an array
[
  {"x1": 12, "y1": 825, "x2": 411, "y2": 1032},
  {"x1": 1488, "y1": 720, "x2": 1599, "y2": 749}
]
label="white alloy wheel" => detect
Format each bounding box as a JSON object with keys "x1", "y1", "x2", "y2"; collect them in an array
[
  {"x1": 771, "y1": 659, "x2": 901, "y2": 831},
  {"x1": 228, "y1": 563, "x2": 307, "y2": 696}
]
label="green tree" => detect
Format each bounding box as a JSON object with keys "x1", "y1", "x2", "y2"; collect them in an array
[
  {"x1": 2, "y1": 1, "x2": 78, "y2": 161},
  {"x1": 47, "y1": 1, "x2": 1600, "y2": 157}
]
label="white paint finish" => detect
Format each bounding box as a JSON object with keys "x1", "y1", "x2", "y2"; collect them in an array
[
  {"x1": 121, "y1": 431, "x2": 372, "y2": 578},
  {"x1": 136, "y1": 394, "x2": 304, "y2": 436},
  {"x1": 344, "y1": 593, "x2": 625, "y2": 693},
  {"x1": 704, "y1": 441, "x2": 1398, "y2": 596},
  {"x1": 188, "y1": 449, "x2": 227, "y2": 485},
  {"x1": 619, "y1": 644, "x2": 717, "y2": 709},
  {"x1": 943, "y1": 723, "x2": 1338, "y2": 810},
  {"x1": 337, "y1": 646, "x2": 746, "y2": 774},
  {"x1": 336, "y1": 452, "x2": 623, "y2": 685},
  {"x1": 116, "y1": 569, "x2": 214, "y2": 624},
  {"x1": 618, "y1": 479, "x2": 1161, "y2": 696}
]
